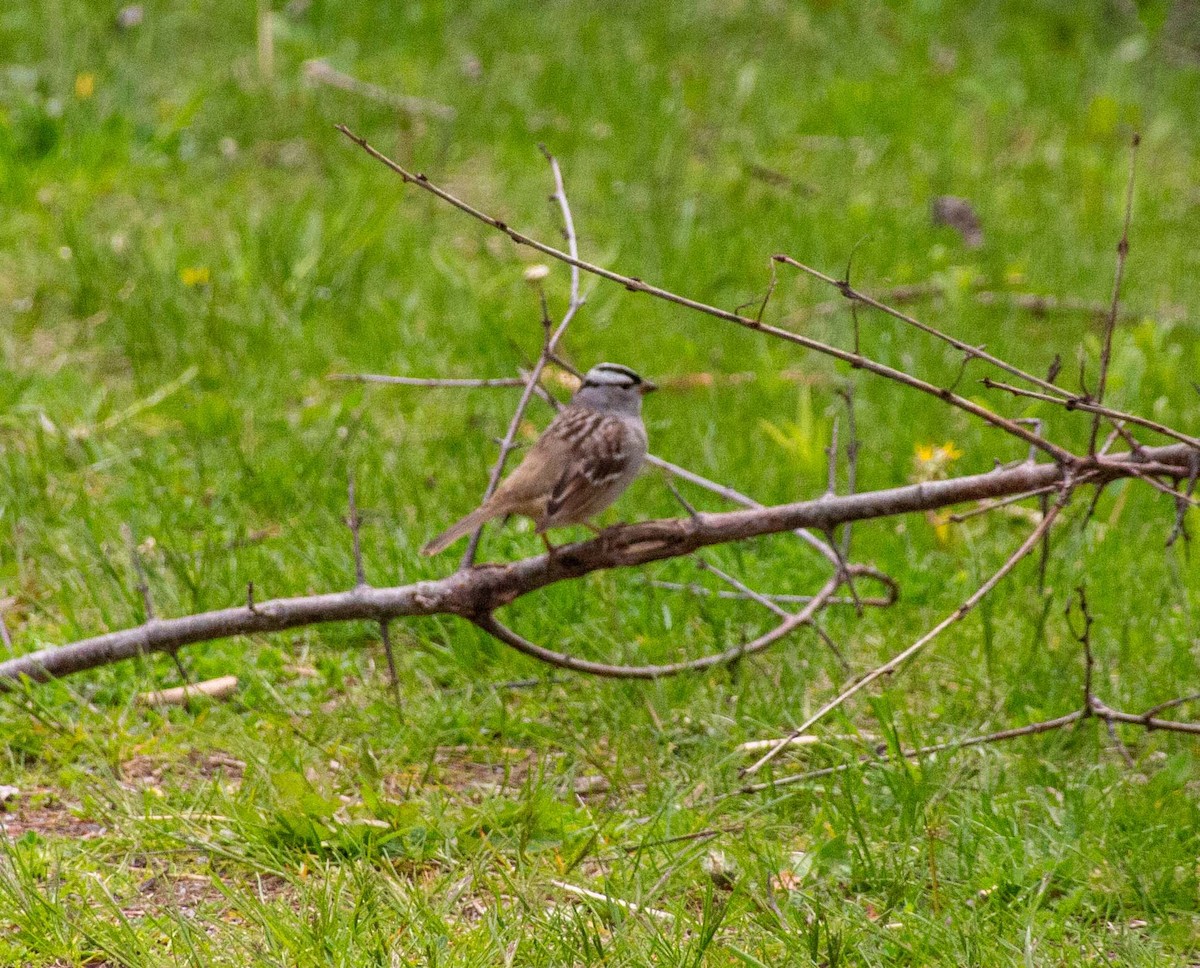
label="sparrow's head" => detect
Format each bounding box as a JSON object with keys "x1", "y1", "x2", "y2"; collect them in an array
[{"x1": 575, "y1": 362, "x2": 657, "y2": 415}]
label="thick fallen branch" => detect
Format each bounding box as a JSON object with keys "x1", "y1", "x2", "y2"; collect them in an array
[{"x1": 1, "y1": 444, "x2": 1189, "y2": 687}]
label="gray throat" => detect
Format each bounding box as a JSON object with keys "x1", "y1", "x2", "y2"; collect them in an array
[{"x1": 573, "y1": 383, "x2": 643, "y2": 418}]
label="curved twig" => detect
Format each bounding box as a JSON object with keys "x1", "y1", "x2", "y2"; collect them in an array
[
  {"x1": 1089, "y1": 134, "x2": 1139, "y2": 453},
  {"x1": 9, "y1": 445, "x2": 1170, "y2": 688},
  {"x1": 470, "y1": 570, "x2": 847, "y2": 679}
]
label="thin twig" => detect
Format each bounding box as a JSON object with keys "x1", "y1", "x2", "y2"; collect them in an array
[
  {"x1": 810, "y1": 619, "x2": 852, "y2": 674},
  {"x1": 1123, "y1": 466, "x2": 1200, "y2": 506},
  {"x1": 818, "y1": 419, "x2": 864, "y2": 615},
  {"x1": 837, "y1": 384, "x2": 859, "y2": 560},
  {"x1": 1096, "y1": 703, "x2": 1200, "y2": 736},
  {"x1": 1066, "y1": 585, "x2": 1095, "y2": 708},
  {"x1": 742, "y1": 489, "x2": 1071, "y2": 777},
  {"x1": 825, "y1": 415, "x2": 840, "y2": 496},
  {"x1": 981, "y1": 378, "x2": 1200, "y2": 452},
  {"x1": 379, "y1": 620, "x2": 400, "y2": 702},
  {"x1": 472, "y1": 571, "x2": 845, "y2": 679},
  {"x1": 803, "y1": 283, "x2": 1181, "y2": 323},
  {"x1": 776, "y1": 256, "x2": 1073, "y2": 402},
  {"x1": 302, "y1": 59, "x2": 456, "y2": 119},
  {"x1": 642, "y1": 580, "x2": 892, "y2": 609},
  {"x1": 328, "y1": 373, "x2": 527, "y2": 388},
  {"x1": 1089, "y1": 134, "x2": 1140, "y2": 453},
  {"x1": 347, "y1": 472, "x2": 367, "y2": 588},
  {"x1": 549, "y1": 879, "x2": 674, "y2": 923},
  {"x1": 947, "y1": 485, "x2": 1057, "y2": 523},
  {"x1": 335, "y1": 126, "x2": 1075, "y2": 466},
  {"x1": 694, "y1": 558, "x2": 789, "y2": 619},
  {"x1": 459, "y1": 145, "x2": 583, "y2": 569},
  {"x1": 1166, "y1": 451, "x2": 1199, "y2": 547},
  {"x1": 1104, "y1": 718, "x2": 1137, "y2": 768},
  {"x1": 664, "y1": 480, "x2": 700, "y2": 519},
  {"x1": 1140, "y1": 691, "x2": 1200, "y2": 720}
]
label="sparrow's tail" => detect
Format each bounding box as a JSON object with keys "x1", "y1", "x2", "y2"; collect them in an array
[{"x1": 420, "y1": 505, "x2": 498, "y2": 556}]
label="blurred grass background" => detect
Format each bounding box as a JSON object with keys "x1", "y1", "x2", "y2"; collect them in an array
[{"x1": 1, "y1": 1, "x2": 1199, "y2": 964}]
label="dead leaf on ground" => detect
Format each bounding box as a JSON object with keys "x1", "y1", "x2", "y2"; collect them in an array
[{"x1": 931, "y1": 195, "x2": 984, "y2": 249}]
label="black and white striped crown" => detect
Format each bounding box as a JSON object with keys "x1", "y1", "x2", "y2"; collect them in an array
[{"x1": 581, "y1": 362, "x2": 644, "y2": 389}]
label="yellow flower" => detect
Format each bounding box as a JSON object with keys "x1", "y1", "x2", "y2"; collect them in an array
[
  {"x1": 74, "y1": 73, "x2": 95, "y2": 99},
  {"x1": 912, "y1": 440, "x2": 963, "y2": 484},
  {"x1": 931, "y1": 512, "x2": 953, "y2": 546},
  {"x1": 180, "y1": 266, "x2": 211, "y2": 286}
]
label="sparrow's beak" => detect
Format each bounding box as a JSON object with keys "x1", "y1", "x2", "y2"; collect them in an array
[{"x1": 638, "y1": 380, "x2": 658, "y2": 395}]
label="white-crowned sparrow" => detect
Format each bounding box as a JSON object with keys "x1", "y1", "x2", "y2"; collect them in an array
[{"x1": 421, "y1": 362, "x2": 655, "y2": 556}]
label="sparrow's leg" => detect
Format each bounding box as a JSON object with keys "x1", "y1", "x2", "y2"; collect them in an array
[{"x1": 540, "y1": 533, "x2": 558, "y2": 554}]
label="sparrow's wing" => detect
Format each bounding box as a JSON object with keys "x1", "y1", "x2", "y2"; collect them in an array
[
  {"x1": 542, "y1": 415, "x2": 634, "y2": 524},
  {"x1": 487, "y1": 405, "x2": 597, "y2": 510}
]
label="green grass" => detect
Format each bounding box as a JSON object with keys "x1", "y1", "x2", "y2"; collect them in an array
[{"x1": 2, "y1": 0, "x2": 1199, "y2": 964}]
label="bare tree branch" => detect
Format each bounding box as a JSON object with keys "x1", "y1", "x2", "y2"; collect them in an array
[
  {"x1": 4, "y1": 447, "x2": 1190, "y2": 688},
  {"x1": 328, "y1": 373, "x2": 527, "y2": 388},
  {"x1": 458, "y1": 145, "x2": 584, "y2": 568},
  {"x1": 643, "y1": 580, "x2": 893, "y2": 610},
  {"x1": 471, "y1": 570, "x2": 847, "y2": 679},
  {"x1": 1089, "y1": 133, "x2": 1140, "y2": 453},
  {"x1": 302, "y1": 59, "x2": 456, "y2": 119},
  {"x1": 742, "y1": 487, "x2": 1072, "y2": 776},
  {"x1": 335, "y1": 125, "x2": 1075, "y2": 465}
]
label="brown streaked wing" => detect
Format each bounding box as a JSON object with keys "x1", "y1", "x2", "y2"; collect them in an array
[
  {"x1": 543, "y1": 416, "x2": 633, "y2": 523},
  {"x1": 487, "y1": 405, "x2": 597, "y2": 510}
]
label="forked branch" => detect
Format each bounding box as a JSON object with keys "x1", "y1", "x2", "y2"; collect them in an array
[{"x1": 1, "y1": 447, "x2": 1190, "y2": 688}]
